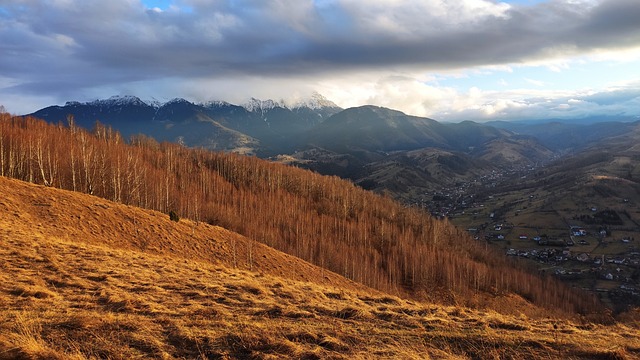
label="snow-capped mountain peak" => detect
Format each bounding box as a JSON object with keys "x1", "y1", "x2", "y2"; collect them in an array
[
  {"x1": 163, "y1": 98, "x2": 193, "y2": 106},
  {"x1": 243, "y1": 98, "x2": 283, "y2": 113},
  {"x1": 242, "y1": 93, "x2": 340, "y2": 113},
  {"x1": 201, "y1": 100, "x2": 232, "y2": 108},
  {"x1": 289, "y1": 92, "x2": 340, "y2": 110},
  {"x1": 87, "y1": 95, "x2": 153, "y2": 108},
  {"x1": 59, "y1": 93, "x2": 340, "y2": 113}
]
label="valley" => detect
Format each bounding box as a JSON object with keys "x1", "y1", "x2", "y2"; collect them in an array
[{"x1": 423, "y1": 149, "x2": 640, "y2": 312}]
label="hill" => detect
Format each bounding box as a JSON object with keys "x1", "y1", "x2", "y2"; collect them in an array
[
  {"x1": 31, "y1": 98, "x2": 640, "y2": 214},
  {"x1": 304, "y1": 106, "x2": 549, "y2": 160},
  {"x1": 285, "y1": 138, "x2": 551, "y2": 202},
  {"x1": 306, "y1": 106, "x2": 448, "y2": 153},
  {"x1": 444, "y1": 122, "x2": 640, "y2": 312},
  {"x1": 28, "y1": 96, "x2": 561, "y2": 210},
  {"x1": 278, "y1": 106, "x2": 552, "y2": 200},
  {"x1": 352, "y1": 148, "x2": 498, "y2": 202},
  {"x1": 0, "y1": 176, "x2": 360, "y2": 289},
  {"x1": 2, "y1": 176, "x2": 639, "y2": 359},
  {"x1": 0, "y1": 113, "x2": 603, "y2": 315}
]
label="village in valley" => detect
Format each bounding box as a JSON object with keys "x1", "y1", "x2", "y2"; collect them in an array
[{"x1": 419, "y1": 165, "x2": 640, "y2": 312}]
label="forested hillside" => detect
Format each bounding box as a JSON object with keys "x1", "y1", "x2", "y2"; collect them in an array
[
  {"x1": 0, "y1": 113, "x2": 601, "y2": 315},
  {"x1": 3, "y1": 177, "x2": 637, "y2": 359}
]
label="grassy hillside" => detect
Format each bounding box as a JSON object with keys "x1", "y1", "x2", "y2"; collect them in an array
[
  {"x1": 1, "y1": 177, "x2": 639, "y2": 359},
  {"x1": 0, "y1": 114, "x2": 600, "y2": 315}
]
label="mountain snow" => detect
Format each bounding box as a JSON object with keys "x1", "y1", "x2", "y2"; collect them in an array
[
  {"x1": 59, "y1": 93, "x2": 340, "y2": 113},
  {"x1": 242, "y1": 98, "x2": 283, "y2": 113},
  {"x1": 86, "y1": 95, "x2": 153, "y2": 108},
  {"x1": 288, "y1": 92, "x2": 340, "y2": 110},
  {"x1": 201, "y1": 100, "x2": 232, "y2": 108},
  {"x1": 243, "y1": 93, "x2": 340, "y2": 113},
  {"x1": 162, "y1": 98, "x2": 193, "y2": 107}
]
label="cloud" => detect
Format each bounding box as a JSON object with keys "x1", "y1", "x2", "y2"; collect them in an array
[
  {"x1": 524, "y1": 78, "x2": 545, "y2": 87},
  {"x1": 433, "y1": 83, "x2": 640, "y2": 122},
  {"x1": 1, "y1": 0, "x2": 640, "y2": 119},
  {"x1": 581, "y1": 87, "x2": 640, "y2": 105}
]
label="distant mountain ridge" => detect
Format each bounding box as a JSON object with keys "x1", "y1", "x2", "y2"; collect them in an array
[
  {"x1": 27, "y1": 94, "x2": 561, "y2": 200},
  {"x1": 31, "y1": 94, "x2": 531, "y2": 159},
  {"x1": 59, "y1": 92, "x2": 342, "y2": 112},
  {"x1": 30, "y1": 93, "x2": 343, "y2": 155},
  {"x1": 28, "y1": 94, "x2": 549, "y2": 159},
  {"x1": 487, "y1": 119, "x2": 640, "y2": 152},
  {"x1": 31, "y1": 94, "x2": 640, "y2": 202}
]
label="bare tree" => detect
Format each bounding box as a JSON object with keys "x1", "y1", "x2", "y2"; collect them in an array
[
  {"x1": 0, "y1": 116, "x2": 5, "y2": 177},
  {"x1": 0, "y1": 115, "x2": 602, "y2": 315}
]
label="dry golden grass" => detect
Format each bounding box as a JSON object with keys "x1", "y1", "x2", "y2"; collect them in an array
[{"x1": 1, "y1": 177, "x2": 639, "y2": 359}]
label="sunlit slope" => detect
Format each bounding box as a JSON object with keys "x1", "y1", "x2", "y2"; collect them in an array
[
  {"x1": 0, "y1": 176, "x2": 363, "y2": 291},
  {"x1": 0, "y1": 114, "x2": 600, "y2": 313},
  {"x1": 1, "y1": 177, "x2": 639, "y2": 359}
]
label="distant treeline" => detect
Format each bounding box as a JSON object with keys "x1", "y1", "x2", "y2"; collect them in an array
[{"x1": 0, "y1": 113, "x2": 601, "y2": 314}]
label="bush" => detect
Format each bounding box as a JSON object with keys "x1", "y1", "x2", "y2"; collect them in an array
[{"x1": 169, "y1": 210, "x2": 180, "y2": 222}]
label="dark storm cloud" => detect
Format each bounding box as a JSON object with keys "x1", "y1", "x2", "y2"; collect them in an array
[{"x1": 1, "y1": 0, "x2": 639, "y2": 105}]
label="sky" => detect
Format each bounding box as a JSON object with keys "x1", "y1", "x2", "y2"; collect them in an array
[{"x1": 1, "y1": 0, "x2": 640, "y2": 122}]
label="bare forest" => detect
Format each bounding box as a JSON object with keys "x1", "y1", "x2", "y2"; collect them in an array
[{"x1": 0, "y1": 114, "x2": 602, "y2": 315}]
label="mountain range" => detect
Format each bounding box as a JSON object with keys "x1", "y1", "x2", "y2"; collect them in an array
[
  {"x1": 27, "y1": 94, "x2": 639, "y2": 200},
  {"x1": 30, "y1": 94, "x2": 342, "y2": 155},
  {"x1": 28, "y1": 94, "x2": 640, "y2": 155}
]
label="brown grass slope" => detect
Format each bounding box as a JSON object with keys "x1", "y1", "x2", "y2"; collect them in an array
[
  {"x1": 0, "y1": 176, "x2": 362, "y2": 290},
  {"x1": 1, "y1": 177, "x2": 639, "y2": 359},
  {"x1": 0, "y1": 114, "x2": 600, "y2": 315}
]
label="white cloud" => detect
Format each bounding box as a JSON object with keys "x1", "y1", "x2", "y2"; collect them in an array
[
  {"x1": 525, "y1": 78, "x2": 545, "y2": 87},
  {"x1": 337, "y1": 0, "x2": 511, "y2": 38},
  {"x1": 1, "y1": 0, "x2": 640, "y2": 122}
]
